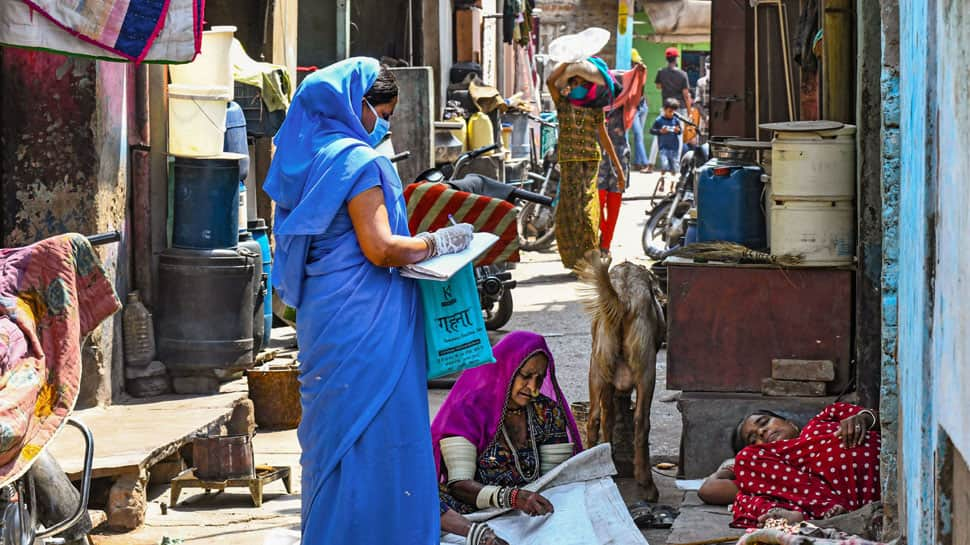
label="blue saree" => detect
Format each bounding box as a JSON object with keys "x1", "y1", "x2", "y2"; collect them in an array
[{"x1": 264, "y1": 58, "x2": 439, "y2": 544}]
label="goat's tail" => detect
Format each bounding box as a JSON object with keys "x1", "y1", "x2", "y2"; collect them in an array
[{"x1": 575, "y1": 250, "x2": 624, "y2": 328}]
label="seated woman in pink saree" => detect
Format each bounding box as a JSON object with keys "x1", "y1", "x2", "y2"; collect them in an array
[
  {"x1": 432, "y1": 332, "x2": 583, "y2": 543},
  {"x1": 699, "y1": 402, "x2": 881, "y2": 528}
]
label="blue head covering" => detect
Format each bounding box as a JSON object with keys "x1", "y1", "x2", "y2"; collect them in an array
[{"x1": 264, "y1": 57, "x2": 400, "y2": 307}]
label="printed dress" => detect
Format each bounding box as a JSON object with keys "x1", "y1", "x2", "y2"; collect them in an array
[
  {"x1": 439, "y1": 394, "x2": 570, "y2": 514},
  {"x1": 731, "y1": 403, "x2": 881, "y2": 528},
  {"x1": 554, "y1": 99, "x2": 603, "y2": 269},
  {"x1": 597, "y1": 107, "x2": 631, "y2": 193}
]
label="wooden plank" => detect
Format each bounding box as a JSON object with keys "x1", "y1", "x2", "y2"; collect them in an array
[
  {"x1": 822, "y1": 0, "x2": 855, "y2": 123},
  {"x1": 666, "y1": 265, "x2": 852, "y2": 393}
]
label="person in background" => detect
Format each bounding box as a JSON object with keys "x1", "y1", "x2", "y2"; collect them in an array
[
  {"x1": 264, "y1": 58, "x2": 474, "y2": 544},
  {"x1": 546, "y1": 58, "x2": 624, "y2": 269},
  {"x1": 696, "y1": 57, "x2": 711, "y2": 140},
  {"x1": 650, "y1": 98, "x2": 682, "y2": 192},
  {"x1": 681, "y1": 93, "x2": 703, "y2": 152},
  {"x1": 649, "y1": 47, "x2": 692, "y2": 171},
  {"x1": 629, "y1": 48, "x2": 651, "y2": 172},
  {"x1": 655, "y1": 46, "x2": 692, "y2": 112},
  {"x1": 596, "y1": 61, "x2": 646, "y2": 257}
]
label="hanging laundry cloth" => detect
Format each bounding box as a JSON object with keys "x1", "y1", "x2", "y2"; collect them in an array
[{"x1": 0, "y1": 0, "x2": 202, "y2": 63}]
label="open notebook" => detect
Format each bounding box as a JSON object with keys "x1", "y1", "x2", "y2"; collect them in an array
[{"x1": 400, "y1": 232, "x2": 499, "y2": 281}]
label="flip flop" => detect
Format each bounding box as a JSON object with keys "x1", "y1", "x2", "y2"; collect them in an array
[
  {"x1": 653, "y1": 505, "x2": 678, "y2": 528},
  {"x1": 628, "y1": 501, "x2": 655, "y2": 528},
  {"x1": 628, "y1": 502, "x2": 680, "y2": 529}
]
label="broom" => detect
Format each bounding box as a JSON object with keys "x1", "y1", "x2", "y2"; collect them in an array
[{"x1": 663, "y1": 241, "x2": 803, "y2": 266}]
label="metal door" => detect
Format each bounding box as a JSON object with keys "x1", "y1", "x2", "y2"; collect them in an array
[{"x1": 709, "y1": 0, "x2": 755, "y2": 138}]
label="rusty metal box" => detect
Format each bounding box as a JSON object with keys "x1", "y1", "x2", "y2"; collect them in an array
[{"x1": 666, "y1": 263, "x2": 852, "y2": 393}]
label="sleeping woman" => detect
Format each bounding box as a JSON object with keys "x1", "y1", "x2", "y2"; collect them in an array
[{"x1": 698, "y1": 402, "x2": 881, "y2": 528}]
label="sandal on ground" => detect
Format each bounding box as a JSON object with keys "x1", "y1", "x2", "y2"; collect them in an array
[{"x1": 628, "y1": 501, "x2": 679, "y2": 529}]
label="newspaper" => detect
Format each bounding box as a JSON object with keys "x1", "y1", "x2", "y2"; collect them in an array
[{"x1": 441, "y1": 444, "x2": 649, "y2": 545}]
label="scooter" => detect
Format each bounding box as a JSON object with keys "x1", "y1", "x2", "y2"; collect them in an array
[
  {"x1": 408, "y1": 144, "x2": 552, "y2": 330},
  {"x1": 0, "y1": 231, "x2": 118, "y2": 545}
]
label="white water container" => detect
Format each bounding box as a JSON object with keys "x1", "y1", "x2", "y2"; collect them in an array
[
  {"x1": 762, "y1": 174, "x2": 772, "y2": 244},
  {"x1": 168, "y1": 26, "x2": 236, "y2": 98},
  {"x1": 771, "y1": 125, "x2": 856, "y2": 200},
  {"x1": 770, "y1": 200, "x2": 855, "y2": 265},
  {"x1": 168, "y1": 84, "x2": 230, "y2": 156}
]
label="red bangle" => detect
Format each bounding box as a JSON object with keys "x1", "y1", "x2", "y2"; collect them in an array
[{"x1": 510, "y1": 488, "x2": 520, "y2": 509}]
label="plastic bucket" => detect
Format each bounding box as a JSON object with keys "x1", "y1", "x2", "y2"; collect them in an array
[
  {"x1": 771, "y1": 125, "x2": 856, "y2": 200},
  {"x1": 168, "y1": 26, "x2": 236, "y2": 97},
  {"x1": 169, "y1": 85, "x2": 230, "y2": 156},
  {"x1": 770, "y1": 200, "x2": 855, "y2": 265}
]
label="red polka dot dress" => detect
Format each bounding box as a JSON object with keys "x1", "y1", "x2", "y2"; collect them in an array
[{"x1": 730, "y1": 402, "x2": 881, "y2": 528}]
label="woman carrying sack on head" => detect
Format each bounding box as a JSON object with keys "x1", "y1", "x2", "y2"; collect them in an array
[
  {"x1": 264, "y1": 57, "x2": 474, "y2": 544},
  {"x1": 547, "y1": 56, "x2": 625, "y2": 269}
]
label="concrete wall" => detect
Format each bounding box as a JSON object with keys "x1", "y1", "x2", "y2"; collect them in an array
[
  {"x1": 878, "y1": 0, "x2": 901, "y2": 536},
  {"x1": 537, "y1": 0, "x2": 619, "y2": 65},
  {"x1": 891, "y1": 0, "x2": 970, "y2": 542},
  {"x1": 0, "y1": 49, "x2": 130, "y2": 407}
]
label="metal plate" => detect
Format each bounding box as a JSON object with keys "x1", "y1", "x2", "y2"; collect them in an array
[
  {"x1": 724, "y1": 139, "x2": 773, "y2": 149},
  {"x1": 666, "y1": 265, "x2": 852, "y2": 393},
  {"x1": 758, "y1": 121, "x2": 845, "y2": 132}
]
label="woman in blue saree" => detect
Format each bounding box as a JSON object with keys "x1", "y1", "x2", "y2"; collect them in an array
[{"x1": 265, "y1": 58, "x2": 473, "y2": 544}]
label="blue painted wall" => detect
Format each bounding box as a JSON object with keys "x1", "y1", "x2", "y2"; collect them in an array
[
  {"x1": 892, "y1": 0, "x2": 970, "y2": 542},
  {"x1": 897, "y1": 0, "x2": 937, "y2": 540}
]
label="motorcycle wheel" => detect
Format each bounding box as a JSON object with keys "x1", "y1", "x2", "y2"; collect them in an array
[
  {"x1": 642, "y1": 201, "x2": 673, "y2": 255},
  {"x1": 483, "y1": 289, "x2": 514, "y2": 331},
  {"x1": 517, "y1": 201, "x2": 557, "y2": 251}
]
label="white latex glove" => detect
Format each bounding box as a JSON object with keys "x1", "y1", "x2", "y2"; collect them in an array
[{"x1": 431, "y1": 223, "x2": 474, "y2": 256}]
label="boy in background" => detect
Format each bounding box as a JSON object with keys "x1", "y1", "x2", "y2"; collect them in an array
[{"x1": 650, "y1": 98, "x2": 683, "y2": 192}]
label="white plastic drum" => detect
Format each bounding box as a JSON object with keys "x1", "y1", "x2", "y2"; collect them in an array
[
  {"x1": 771, "y1": 125, "x2": 856, "y2": 200},
  {"x1": 169, "y1": 26, "x2": 237, "y2": 98},
  {"x1": 770, "y1": 200, "x2": 855, "y2": 265},
  {"x1": 762, "y1": 174, "x2": 772, "y2": 244}
]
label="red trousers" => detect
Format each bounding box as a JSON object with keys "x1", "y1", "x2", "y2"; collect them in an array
[{"x1": 598, "y1": 190, "x2": 623, "y2": 251}]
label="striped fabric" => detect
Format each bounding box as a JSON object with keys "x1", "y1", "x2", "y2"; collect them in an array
[{"x1": 404, "y1": 182, "x2": 520, "y2": 266}]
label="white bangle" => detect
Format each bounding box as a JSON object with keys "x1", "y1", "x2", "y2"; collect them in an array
[
  {"x1": 440, "y1": 436, "x2": 477, "y2": 484},
  {"x1": 476, "y1": 485, "x2": 501, "y2": 509},
  {"x1": 859, "y1": 409, "x2": 877, "y2": 431}
]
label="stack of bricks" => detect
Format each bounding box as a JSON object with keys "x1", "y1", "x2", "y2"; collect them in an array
[{"x1": 762, "y1": 359, "x2": 836, "y2": 397}]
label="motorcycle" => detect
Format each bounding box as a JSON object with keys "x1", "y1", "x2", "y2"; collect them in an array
[
  {"x1": 0, "y1": 231, "x2": 118, "y2": 545},
  {"x1": 408, "y1": 144, "x2": 553, "y2": 330},
  {"x1": 641, "y1": 115, "x2": 709, "y2": 258}
]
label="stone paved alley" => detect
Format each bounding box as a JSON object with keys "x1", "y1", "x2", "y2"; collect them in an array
[{"x1": 88, "y1": 171, "x2": 685, "y2": 545}]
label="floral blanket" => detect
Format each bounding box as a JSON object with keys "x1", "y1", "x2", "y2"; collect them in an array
[{"x1": 0, "y1": 234, "x2": 120, "y2": 485}]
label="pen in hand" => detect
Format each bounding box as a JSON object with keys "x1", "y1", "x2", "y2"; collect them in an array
[{"x1": 448, "y1": 214, "x2": 458, "y2": 227}]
